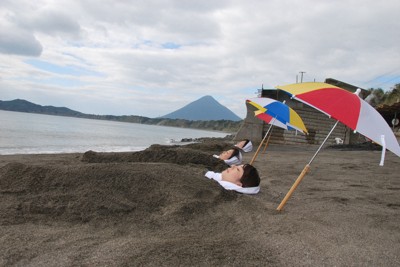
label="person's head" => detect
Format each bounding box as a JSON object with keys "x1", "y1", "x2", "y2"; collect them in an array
[
  {"x1": 240, "y1": 164, "x2": 260, "y2": 187},
  {"x1": 221, "y1": 164, "x2": 260, "y2": 188},
  {"x1": 235, "y1": 139, "x2": 249, "y2": 148},
  {"x1": 219, "y1": 148, "x2": 240, "y2": 160}
]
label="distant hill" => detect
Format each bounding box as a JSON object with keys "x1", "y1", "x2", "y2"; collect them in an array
[
  {"x1": 0, "y1": 99, "x2": 84, "y2": 116},
  {"x1": 160, "y1": 95, "x2": 242, "y2": 121},
  {"x1": 0, "y1": 99, "x2": 242, "y2": 133}
]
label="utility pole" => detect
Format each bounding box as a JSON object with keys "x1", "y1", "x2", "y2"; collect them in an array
[
  {"x1": 257, "y1": 84, "x2": 264, "y2": 97},
  {"x1": 299, "y1": 71, "x2": 306, "y2": 83}
]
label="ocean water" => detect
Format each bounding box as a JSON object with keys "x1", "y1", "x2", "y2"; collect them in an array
[{"x1": 0, "y1": 110, "x2": 229, "y2": 155}]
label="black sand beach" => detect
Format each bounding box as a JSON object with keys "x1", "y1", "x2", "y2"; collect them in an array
[{"x1": 0, "y1": 141, "x2": 399, "y2": 266}]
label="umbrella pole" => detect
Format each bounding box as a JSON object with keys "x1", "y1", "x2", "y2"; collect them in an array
[
  {"x1": 262, "y1": 126, "x2": 274, "y2": 153},
  {"x1": 250, "y1": 122, "x2": 275, "y2": 165},
  {"x1": 277, "y1": 121, "x2": 339, "y2": 211}
]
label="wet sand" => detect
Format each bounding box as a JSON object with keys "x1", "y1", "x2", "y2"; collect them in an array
[{"x1": 0, "y1": 141, "x2": 399, "y2": 266}]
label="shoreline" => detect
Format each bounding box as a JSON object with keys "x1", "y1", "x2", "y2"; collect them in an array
[{"x1": 0, "y1": 141, "x2": 399, "y2": 266}]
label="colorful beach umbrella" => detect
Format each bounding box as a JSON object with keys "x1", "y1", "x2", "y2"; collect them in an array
[
  {"x1": 275, "y1": 82, "x2": 400, "y2": 211},
  {"x1": 247, "y1": 98, "x2": 308, "y2": 134},
  {"x1": 246, "y1": 98, "x2": 308, "y2": 164},
  {"x1": 277, "y1": 82, "x2": 400, "y2": 158}
]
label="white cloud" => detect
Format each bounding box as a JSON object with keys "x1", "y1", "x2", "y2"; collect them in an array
[
  {"x1": 0, "y1": 27, "x2": 43, "y2": 56},
  {"x1": 0, "y1": 0, "x2": 399, "y2": 118}
]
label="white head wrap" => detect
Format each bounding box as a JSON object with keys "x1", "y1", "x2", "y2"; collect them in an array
[
  {"x1": 224, "y1": 155, "x2": 242, "y2": 166},
  {"x1": 241, "y1": 141, "x2": 253, "y2": 152}
]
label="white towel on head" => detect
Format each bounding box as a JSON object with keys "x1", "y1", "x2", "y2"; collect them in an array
[
  {"x1": 238, "y1": 151, "x2": 243, "y2": 163},
  {"x1": 242, "y1": 141, "x2": 253, "y2": 152},
  {"x1": 224, "y1": 155, "x2": 242, "y2": 166}
]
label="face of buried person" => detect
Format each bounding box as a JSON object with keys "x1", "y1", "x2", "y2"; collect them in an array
[
  {"x1": 219, "y1": 149, "x2": 234, "y2": 160},
  {"x1": 221, "y1": 165, "x2": 244, "y2": 186}
]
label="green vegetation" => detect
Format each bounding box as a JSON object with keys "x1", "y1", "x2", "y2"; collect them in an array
[
  {"x1": 366, "y1": 83, "x2": 400, "y2": 106},
  {"x1": 80, "y1": 114, "x2": 242, "y2": 133}
]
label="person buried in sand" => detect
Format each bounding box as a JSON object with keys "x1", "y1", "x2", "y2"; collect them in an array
[
  {"x1": 235, "y1": 139, "x2": 253, "y2": 153},
  {"x1": 213, "y1": 147, "x2": 242, "y2": 166},
  {"x1": 205, "y1": 164, "x2": 260, "y2": 194}
]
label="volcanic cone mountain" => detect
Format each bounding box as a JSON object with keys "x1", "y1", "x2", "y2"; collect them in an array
[{"x1": 160, "y1": 95, "x2": 242, "y2": 121}]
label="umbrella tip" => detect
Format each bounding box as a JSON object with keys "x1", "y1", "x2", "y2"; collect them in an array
[{"x1": 355, "y1": 88, "x2": 361, "y2": 96}]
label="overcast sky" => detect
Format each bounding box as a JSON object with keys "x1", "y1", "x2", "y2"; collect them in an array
[{"x1": 1, "y1": 0, "x2": 399, "y2": 118}]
